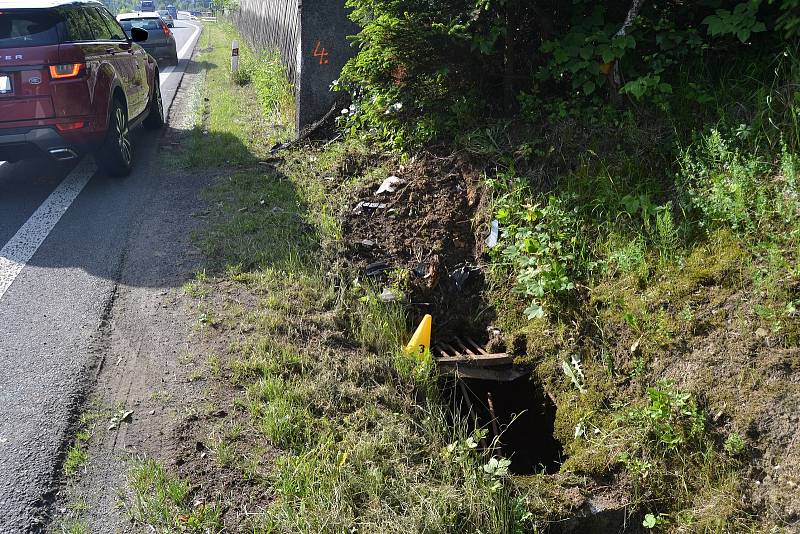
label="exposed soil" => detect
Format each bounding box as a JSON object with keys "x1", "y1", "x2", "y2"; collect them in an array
[{"x1": 341, "y1": 155, "x2": 496, "y2": 340}]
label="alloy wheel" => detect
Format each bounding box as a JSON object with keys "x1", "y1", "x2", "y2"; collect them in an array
[{"x1": 116, "y1": 107, "x2": 131, "y2": 166}]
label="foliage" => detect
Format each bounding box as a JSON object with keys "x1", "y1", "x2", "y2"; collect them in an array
[
  {"x1": 126, "y1": 460, "x2": 222, "y2": 531},
  {"x1": 339, "y1": 0, "x2": 796, "y2": 147},
  {"x1": 233, "y1": 50, "x2": 295, "y2": 126},
  {"x1": 678, "y1": 129, "x2": 800, "y2": 243},
  {"x1": 493, "y1": 191, "x2": 581, "y2": 319},
  {"x1": 773, "y1": 0, "x2": 800, "y2": 37},
  {"x1": 623, "y1": 381, "x2": 706, "y2": 454},
  {"x1": 702, "y1": 2, "x2": 767, "y2": 42}
]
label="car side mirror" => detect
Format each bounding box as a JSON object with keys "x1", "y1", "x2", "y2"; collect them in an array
[{"x1": 131, "y1": 27, "x2": 148, "y2": 42}]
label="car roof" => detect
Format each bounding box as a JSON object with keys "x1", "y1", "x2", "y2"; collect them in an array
[
  {"x1": 0, "y1": 0, "x2": 103, "y2": 8},
  {"x1": 117, "y1": 12, "x2": 162, "y2": 20}
]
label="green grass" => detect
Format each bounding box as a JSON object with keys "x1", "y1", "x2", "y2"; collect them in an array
[
  {"x1": 57, "y1": 519, "x2": 89, "y2": 534},
  {"x1": 63, "y1": 430, "x2": 90, "y2": 478},
  {"x1": 126, "y1": 459, "x2": 222, "y2": 531},
  {"x1": 184, "y1": 22, "x2": 294, "y2": 169}
]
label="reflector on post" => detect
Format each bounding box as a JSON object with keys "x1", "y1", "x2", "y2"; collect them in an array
[{"x1": 231, "y1": 40, "x2": 239, "y2": 75}]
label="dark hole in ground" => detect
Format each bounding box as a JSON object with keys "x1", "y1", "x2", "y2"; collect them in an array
[{"x1": 448, "y1": 375, "x2": 564, "y2": 475}]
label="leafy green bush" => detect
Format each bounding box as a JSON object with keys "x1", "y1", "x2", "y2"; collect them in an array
[
  {"x1": 493, "y1": 193, "x2": 582, "y2": 319},
  {"x1": 339, "y1": 1, "x2": 796, "y2": 147},
  {"x1": 678, "y1": 130, "x2": 766, "y2": 233},
  {"x1": 677, "y1": 129, "x2": 800, "y2": 241}
]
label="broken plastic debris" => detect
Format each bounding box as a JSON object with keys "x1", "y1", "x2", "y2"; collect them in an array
[
  {"x1": 380, "y1": 288, "x2": 398, "y2": 302},
  {"x1": 485, "y1": 220, "x2": 499, "y2": 248},
  {"x1": 450, "y1": 266, "x2": 472, "y2": 291},
  {"x1": 384, "y1": 102, "x2": 403, "y2": 114},
  {"x1": 353, "y1": 201, "x2": 388, "y2": 214},
  {"x1": 365, "y1": 260, "x2": 390, "y2": 276},
  {"x1": 108, "y1": 409, "x2": 133, "y2": 430},
  {"x1": 375, "y1": 176, "x2": 404, "y2": 195}
]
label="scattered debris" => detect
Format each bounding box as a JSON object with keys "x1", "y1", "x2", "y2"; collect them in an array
[
  {"x1": 485, "y1": 220, "x2": 499, "y2": 248},
  {"x1": 343, "y1": 156, "x2": 486, "y2": 338},
  {"x1": 375, "y1": 176, "x2": 405, "y2": 195},
  {"x1": 380, "y1": 288, "x2": 399, "y2": 302},
  {"x1": 271, "y1": 99, "x2": 344, "y2": 153},
  {"x1": 449, "y1": 265, "x2": 472, "y2": 291},
  {"x1": 365, "y1": 260, "x2": 391, "y2": 277},
  {"x1": 108, "y1": 409, "x2": 133, "y2": 430},
  {"x1": 630, "y1": 335, "x2": 642, "y2": 354},
  {"x1": 352, "y1": 201, "x2": 388, "y2": 215}
]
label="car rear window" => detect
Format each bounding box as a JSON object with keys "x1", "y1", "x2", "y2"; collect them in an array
[
  {"x1": 119, "y1": 18, "x2": 163, "y2": 32},
  {"x1": 0, "y1": 9, "x2": 60, "y2": 48}
]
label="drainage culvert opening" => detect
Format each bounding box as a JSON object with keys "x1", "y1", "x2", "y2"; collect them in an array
[{"x1": 450, "y1": 376, "x2": 564, "y2": 475}]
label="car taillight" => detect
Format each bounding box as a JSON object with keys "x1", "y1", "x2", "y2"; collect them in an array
[
  {"x1": 55, "y1": 121, "x2": 86, "y2": 131},
  {"x1": 49, "y1": 63, "x2": 84, "y2": 79},
  {"x1": 162, "y1": 22, "x2": 172, "y2": 37}
]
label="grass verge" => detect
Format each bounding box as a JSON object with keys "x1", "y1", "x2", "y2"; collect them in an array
[{"x1": 125, "y1": 21, "x2": 528, "y2": 533}]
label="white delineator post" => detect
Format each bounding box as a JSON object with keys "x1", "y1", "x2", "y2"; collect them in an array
[{"x1": 231, "y1": 40, "x2": 239, "y2": 74}]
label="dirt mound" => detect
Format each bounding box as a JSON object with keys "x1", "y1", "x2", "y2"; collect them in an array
[{"x1": 342, "y1": 155, "x2": 493, "y2": 338}]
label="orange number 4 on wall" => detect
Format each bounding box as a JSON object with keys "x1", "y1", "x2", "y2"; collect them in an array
[{"x1": 313, "y1": 40, "x2": 330, "y2": 65}]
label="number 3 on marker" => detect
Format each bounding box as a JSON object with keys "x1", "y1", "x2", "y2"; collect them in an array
[{"x1": 313, "y1": 40, "x2": 330, "y2": 65}]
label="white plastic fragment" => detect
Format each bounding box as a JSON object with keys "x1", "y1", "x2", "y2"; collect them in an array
[
  {"x1": 384, "y1": 102, "x2": 403, "y2": 114},
  {"x1": 376, "y1": 176, "x2": 404, "y2": 195},
  {"x1": 380, "y1": 288, "x2": 398, "y2": 302},
  {"x1": 485, "y1": 220, "x2": 499, "y2": 248}
]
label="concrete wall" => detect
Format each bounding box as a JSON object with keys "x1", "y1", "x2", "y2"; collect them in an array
[{"x1": 231, "y1": 0, "x2": 358, "y2": 134}]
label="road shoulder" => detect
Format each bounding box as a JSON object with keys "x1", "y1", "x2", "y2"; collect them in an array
[{"x1": 50, "y1": 47, "x2": 214, "y2": 534}]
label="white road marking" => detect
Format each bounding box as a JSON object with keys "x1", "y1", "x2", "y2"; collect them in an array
[
  {"x1": 0, "y1": 21, "x2": 200, "y2": 301},
  {"x1": 0, "y1": 158, "x2": 95, "y2": 301},
  {"x1": 177, "y1": 21, "x2": 202, "y2": 58}
]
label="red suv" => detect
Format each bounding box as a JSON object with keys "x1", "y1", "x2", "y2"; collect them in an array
[{"x1": 0, "y1": 0, "x2": 164, "y2": 176}]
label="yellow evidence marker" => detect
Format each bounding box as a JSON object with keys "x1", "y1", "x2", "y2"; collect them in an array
[{"x1": 405, "y1": 314, "x2": 432, "y2": 357}]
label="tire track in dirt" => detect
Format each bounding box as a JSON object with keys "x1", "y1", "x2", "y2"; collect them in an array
[{"x1": 50, "y1": 51, "x2": 214, "y2": 532}]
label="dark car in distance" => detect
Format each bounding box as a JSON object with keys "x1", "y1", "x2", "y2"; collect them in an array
[
  {"x1": 157, "y1": 10, "x2": 174, "y2": 28},
  {"x1": 0, "y1": 0, "x2": 165, "y2": 176},
  {"x1": 117, "y1": 13, "x2": 177, "y2": 66}
]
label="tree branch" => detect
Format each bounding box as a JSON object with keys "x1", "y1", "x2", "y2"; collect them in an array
[{"x1": 613, "y1": 0, "x2": 644, "y2": 86}]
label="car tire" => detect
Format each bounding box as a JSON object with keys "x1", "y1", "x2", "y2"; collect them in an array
[
  {"x1": 96, "y1": 98, "x2": 133, "y2": 177},
  {"x1": 143, "y1": 75, "x2": 165, "y2": 130}
]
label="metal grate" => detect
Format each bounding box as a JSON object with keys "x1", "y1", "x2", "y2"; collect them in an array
[{"x1": 432, "y1": 337, "x2": 527, "y2": 382}]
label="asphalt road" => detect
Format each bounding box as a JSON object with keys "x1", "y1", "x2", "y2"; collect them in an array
[{"x1": 0, "y1": 18, "x2": 202, "y2": 532}]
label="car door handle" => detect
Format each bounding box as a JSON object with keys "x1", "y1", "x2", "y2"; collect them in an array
[{"x1": 106, "y1": 48, "x2": 116, "y2": 55}]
